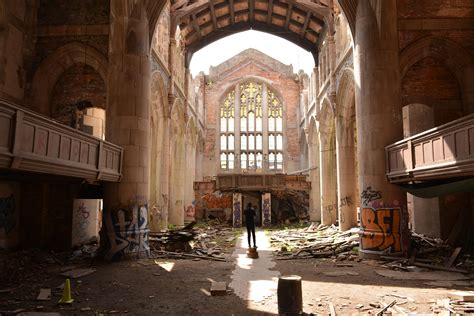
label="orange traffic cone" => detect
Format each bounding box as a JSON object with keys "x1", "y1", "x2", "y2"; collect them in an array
[{"x1": 58, "y1": 278, "x2": 74, "y2": 304}]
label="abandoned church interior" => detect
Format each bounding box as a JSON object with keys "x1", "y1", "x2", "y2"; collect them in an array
[{"x1": 1, "y1": 0, "x2": 474, "y2": 314}]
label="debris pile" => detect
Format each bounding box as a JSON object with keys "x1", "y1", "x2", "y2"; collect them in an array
[
  {"x1": 149, "y1": 220, "x2": 241, "y2": 262},
  {"x1": 379, "y1": 232, "x2": 474, "y2": 274},
  {"x1": 432, "y1": 292, "x2": 474, "y2": 314},
  {"x1": 270, "y1": 224, "x2": 359, "y2": 260}
]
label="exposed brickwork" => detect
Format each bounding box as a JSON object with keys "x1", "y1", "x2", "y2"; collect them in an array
[
  {"x1": 37, "y1": 0, "x2": 110, "y2": 26},
  {"x1": 51, "y1": 63, "x2": 106, "y2": 126},
  {"x1": 397, "y1": 0, "x2": 474, "y2": 19},
  {"x1": 401, "y1": 57, "x2": 463, "y2": 126},
  {"x1": 29, "y1": 35, "x2": 108, "y2": 81}
]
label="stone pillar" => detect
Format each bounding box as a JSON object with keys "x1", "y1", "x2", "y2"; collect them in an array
[
  {"x1": 103, "y1": 1, "x2": 151, "y2": 259},
  {"x1": 336, "y1": 116, "x2": 357, "y2": 231},
  {"x1": 308, "y1": 130, "x2": 321, "y2": 222},
  {"x1": 184, "y1": 135, "x2": 197, "y2": 223},
  {"x1": 354, "y1": 0, "x2": 409, "y2": 253},
  {"x1": 169, "y1": 131, "x2": 185, "y2": 227},
  {"x1": 403, "y1": 104, "x2": 441, "y2": 238},
  {"x1": 319, "y1": 130, "x2": 337, "y2": 225}
]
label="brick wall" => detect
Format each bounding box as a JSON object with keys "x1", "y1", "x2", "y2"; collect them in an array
[{"x1": 401, "y1": 57, "x2": 463, "y2": 126}]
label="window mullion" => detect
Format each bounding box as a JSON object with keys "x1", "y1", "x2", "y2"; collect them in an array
[
  {"x1": 234, "y1": 84, "x2": 241, "y2": 172},
  {"x1": 262, "y1": 83, "x2": 269, "y2": 171}
]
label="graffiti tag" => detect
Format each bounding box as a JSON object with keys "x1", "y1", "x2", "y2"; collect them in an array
[
  {"x1": 361, "y1": 187, "x2": 382, "y2": 206},
  {"x1": 105, "y1": 205, "x2": 150, "y2": 260},
  {"x1": 233, "y1": 194, "x2": 242, "y2": 227},
  {"x1": 339, "y1": 196, "x2": 353, "y2": 207},
  {"x1": 0, "y1": 195, "x2": 16, "y2": 234},
  {"x1": 360, "y1": 207, "x2": 401, "y2": 253},
  {"x1": 262, "y1": 193, "x2": 271, "y2": 227}
]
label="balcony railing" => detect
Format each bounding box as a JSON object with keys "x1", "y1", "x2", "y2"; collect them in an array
[
  {"x1": 386, "y1": 114, "x2": 474, "y2": 183},
  {"x1": 216, "y1": 174, "x2": 310, "y2": 191},
  {"x1": 0, "y1": 100, "x2": 123, "y2": 182}
]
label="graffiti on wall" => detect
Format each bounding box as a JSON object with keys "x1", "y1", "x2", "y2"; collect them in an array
[
  {"x1": 105, "y1": 205, "x2": 150, "y2": 260},
  {"x1": 72, "y1": 199, "x2": 101, "y2": 247},
  {"x1": 233, "y1": 193, "x2": 242, "y2": 227},
  {"x1": 202, "y1": 191, "x2": 232, "y2": 209},
  {"x1": 360, "y1": 207, "x2": 402, "y2": 253},
  {"x1": 262, "y1": 193, "x2": 271, "y2": 227},
  {"x1": 340, "y1": 196, "x2": 353, "y2": 207},
  {"x1": 184, "y1": 202, "x2": 195, "y2": 222},
  {"x1": 361, "y1": 186, "x2": 382, "y2": 207},
  {"x1": 0, "y1": 195, "x2": 15, "y2": 234}
]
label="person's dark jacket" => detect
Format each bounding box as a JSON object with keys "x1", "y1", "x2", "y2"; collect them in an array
[{"x1": 244, "y1": 206, "x2": 256, "y2": 226}]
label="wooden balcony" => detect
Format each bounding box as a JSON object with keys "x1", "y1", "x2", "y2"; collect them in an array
[
  {"x1": 216, "y1": 174, "x2": 310, "y2": 191},
  {"x1": 0, "y1": 100, "x2": 123, "y2": 182},
  {"x1": 386, "y1": 114, "x2": 474, "y2": 183}
]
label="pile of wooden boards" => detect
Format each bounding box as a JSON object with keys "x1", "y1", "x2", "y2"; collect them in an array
[
  {"x1": 270, "y1": 224, "x2": 360, "y2": 260},
  {"x1": 149, "y1": 221, "x2": 239, "y2": 262}
]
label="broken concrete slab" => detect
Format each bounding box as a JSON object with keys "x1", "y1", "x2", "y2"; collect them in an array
[
  {"x1": 375, "y1": 269, "x2": 471, "y2": 281},
  {"x1": 210, "y1": 282, "x2": 227, "y2": 296},
  {"x1": 60, "y1": 268, "x2": 96, "y2": 278},
  {"x1": 36, "y1": 288, "x2": 51, "y2": 301},
  {"x1": 424, "y1": 280, "x2": 474, "y2": 287}
]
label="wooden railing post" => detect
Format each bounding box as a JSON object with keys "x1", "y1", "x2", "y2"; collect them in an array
[{"x1": 10, "y1": 110, "x2": 24, "y2": 168}]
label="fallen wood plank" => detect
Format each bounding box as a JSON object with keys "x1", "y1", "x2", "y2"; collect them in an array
[
  {"x1": 449, "y1": 291, "x2": 474, "y2": 302},
  {"x1": 376, "y1": 300, "x2": 396, "y2": 316},
  {"x1": 446, "y1": 247, "x2": 462, "y2": 267},
  {"x1": 60, "y1": 268, "x2": 96, "y2": 279},
  {"x1": 328, "y1": 302, "x2": 336, "y2": 316},
  {"x1": 413, "y1": 262, "x2": 468, "y2": 274},
  {"x1": 154, "y1": 250, "x2": 226, "y2": 261},
  {"x1": 36, "y1": 288, "x2": 51, "y2": 301}
]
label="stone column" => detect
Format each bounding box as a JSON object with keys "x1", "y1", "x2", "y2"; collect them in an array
[
  {"x1": 262, "y1": 192, "x2": 271, "y2": 227},
  {"x1": 403, "y1": 104, "x2": 441, "y2": 238},
  {"x1": 336, "y1": 116, "x2": 357, "y2": 231},
  {"x1": 103, "y1": 1, "x2": 151, "y2": 259},
  {"x1": 354, "y1": 0, "x2": 409, "y2": 253},
  {"x1": 308, "y1": 132, "x2": 321, "y2": 222},
  {"x1": 319, "y1": 130, "x2": 337, "y2": 225}
]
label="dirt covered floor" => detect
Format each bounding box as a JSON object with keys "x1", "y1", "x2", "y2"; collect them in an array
[{"x1": 1, "y1": 224, "x2": 474, "y2": 315}]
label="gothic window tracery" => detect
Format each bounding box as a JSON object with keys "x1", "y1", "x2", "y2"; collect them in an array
[{"x1": 220, "y1": 81, "x2": 284, "y2": 172}]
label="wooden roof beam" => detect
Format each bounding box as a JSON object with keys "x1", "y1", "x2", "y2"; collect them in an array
[
  {"x1": 249, "y1": 0, "x2": 255, "y2": 24},
  {"x1": 300, "y1": 11, "x2": 311, "y2": 38},
  {"x1": 267, "y1": 0, "x2": 273, "y2": 25},
  {"x1": 191, "y1": 13, "x2": 202, "y2": 40},
  {"x1": 230, "y1": 0, "x2": 235, "y2": 24},
  {"x1": 209, "y1": 0, "x2": 218, "y2": 30},
  {"x1": 285, "y1": 3, "x2": 293, "y2": 30}
]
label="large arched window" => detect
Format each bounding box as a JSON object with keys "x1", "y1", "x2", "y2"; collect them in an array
[{"x1": 220, "y1": 80, "x2": 284, "y2": 172}]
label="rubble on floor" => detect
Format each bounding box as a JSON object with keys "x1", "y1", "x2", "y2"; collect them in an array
[
  {"x1": 149, "y1": 219, "x2": 242, "y2": 262},
  {"x1": 270, "y1": 224, "x2": 359, "y2": 260}
]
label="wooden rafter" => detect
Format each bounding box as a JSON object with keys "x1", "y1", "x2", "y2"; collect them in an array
[
  {"x1": 284, "y1": 3, "x2": 293, "y2": 29},
  {"x1": 267, "y1": 0, "x2": 273, "y2": 25},
  {"x1": 230, "y1": 0, "x2": 235, "y2": 25},
  {"x1": 191, "y1": 13, "x2": 202, "y2": 39},
  {"x1": 300, "y1": 11, "x2": 311, "y2": 38},
  {"x1": 249, "y1": 0, "x2": 255, "y2": 23},
  {"x1": 171, "y1": 0, "x2": 208, "y2": 21},
  {"x1": 209, "y1": 0, "x2": 218, "y2": 30},
  {"x1": 291, "y1": 0, "x2": 334, "y2": 34}
]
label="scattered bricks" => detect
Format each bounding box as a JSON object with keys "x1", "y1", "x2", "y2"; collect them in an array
[{"x1": 210, "y1": 282, "x2": 227, "y2": 296}]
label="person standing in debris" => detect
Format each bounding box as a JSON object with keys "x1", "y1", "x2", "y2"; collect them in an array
[{"x1": 244, "y1": 202, "x2": 257, "y2": 248}]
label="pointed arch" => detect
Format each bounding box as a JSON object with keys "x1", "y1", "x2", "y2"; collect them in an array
[{"x1": 31, "y1": 42, "x2": 108, "y2": 115}]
